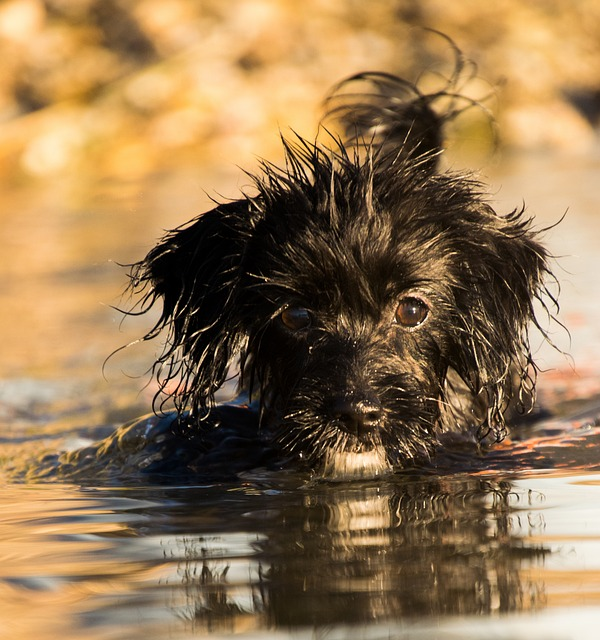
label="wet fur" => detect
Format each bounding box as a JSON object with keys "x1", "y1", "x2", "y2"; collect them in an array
[{"x1": 126, "y1": 62, "x2": 555, "y2": 480}]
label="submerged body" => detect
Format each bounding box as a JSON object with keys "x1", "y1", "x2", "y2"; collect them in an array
[{"x1": 29, "y1": 399, "x2": 600, "y2": 484}]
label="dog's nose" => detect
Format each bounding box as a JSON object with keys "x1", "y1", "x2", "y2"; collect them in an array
[{"x1": 332, "y1": 396, "x2": 383, "y2": 439}]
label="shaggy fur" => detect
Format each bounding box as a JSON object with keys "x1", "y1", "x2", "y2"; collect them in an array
[{"x1": 126, "y1": 64, "x2": 555, "y2": 480}]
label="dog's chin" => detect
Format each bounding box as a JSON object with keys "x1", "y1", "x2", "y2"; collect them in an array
[{"x1": 319, "y1": 446, "x2": 392, "y2": 481}]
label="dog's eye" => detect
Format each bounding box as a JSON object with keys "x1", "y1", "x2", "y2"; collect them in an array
[
  {"x1": 280, "y1": 306, "x2": 312, "y2": 330},
  {"x1": 395, "y1": 297, "x2": 428, "y2": 328}
]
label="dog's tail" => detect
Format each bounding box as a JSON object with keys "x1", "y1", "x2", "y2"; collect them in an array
[
  {"x1": 324, "y1": 72, "x2": 443, "y2": 168},
  {"x1": 323, "y1": 47, "x2": 493, "y2": 170}
]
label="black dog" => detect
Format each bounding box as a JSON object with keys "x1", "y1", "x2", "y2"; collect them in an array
[{"x1": 50, "y1": 60, "x2": 556, "y2": 483}]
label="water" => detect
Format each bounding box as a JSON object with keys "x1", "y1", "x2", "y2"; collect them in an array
[
  {"x1": 2, "y1": 474, "x2": 600, "y2": 639},
  {"x1": 1, "y1": 150, "x2": 600, "y2": 639}
]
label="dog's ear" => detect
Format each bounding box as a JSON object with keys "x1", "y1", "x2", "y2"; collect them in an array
[
  {"x1": 130, "y1": 199, "x2": 257, "y2": 416},
  {"x1": 449, "y1": 207, "x2": 553, "y2": 440}
]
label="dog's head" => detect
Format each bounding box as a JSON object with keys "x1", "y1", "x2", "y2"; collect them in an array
[{"x1": 130, "y1": 74, "x2": 554, "y2": 479}]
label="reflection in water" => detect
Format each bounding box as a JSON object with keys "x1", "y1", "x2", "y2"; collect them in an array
[
  {"x1": 4, "y1": 468, "x2": 600, "y2": 638},
  {"x1": 156, "y1": 477, "x2": 549, "y2": 633}
]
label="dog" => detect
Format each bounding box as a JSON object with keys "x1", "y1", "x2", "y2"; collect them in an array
[
  {"x1": 47, "y1": 51, "x2": 555, "y2": 484},
  {"x1": 100, "y1": 59, "x2": 555, "y2": 483}
]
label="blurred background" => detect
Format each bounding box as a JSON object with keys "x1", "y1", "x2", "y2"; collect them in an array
[{"x1": 1, "y1": 0, "x2": 599, "y2": 431}]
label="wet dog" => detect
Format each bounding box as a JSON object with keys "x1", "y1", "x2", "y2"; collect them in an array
[{"x1": 98, "y1": 61, "x2": 556, "y2": 483}]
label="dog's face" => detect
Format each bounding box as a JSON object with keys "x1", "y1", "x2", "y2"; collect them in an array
[
  {"x1": 241, "y1": 164, "x2": 462, "y2": 477},
  {"x1": 131, "y1": 141, "x2": 551, "y2": 480}
]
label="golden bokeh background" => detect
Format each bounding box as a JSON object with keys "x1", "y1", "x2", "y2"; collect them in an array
[{"x1": 0, "y1": 0, "x2": 598, "y2": 185}]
